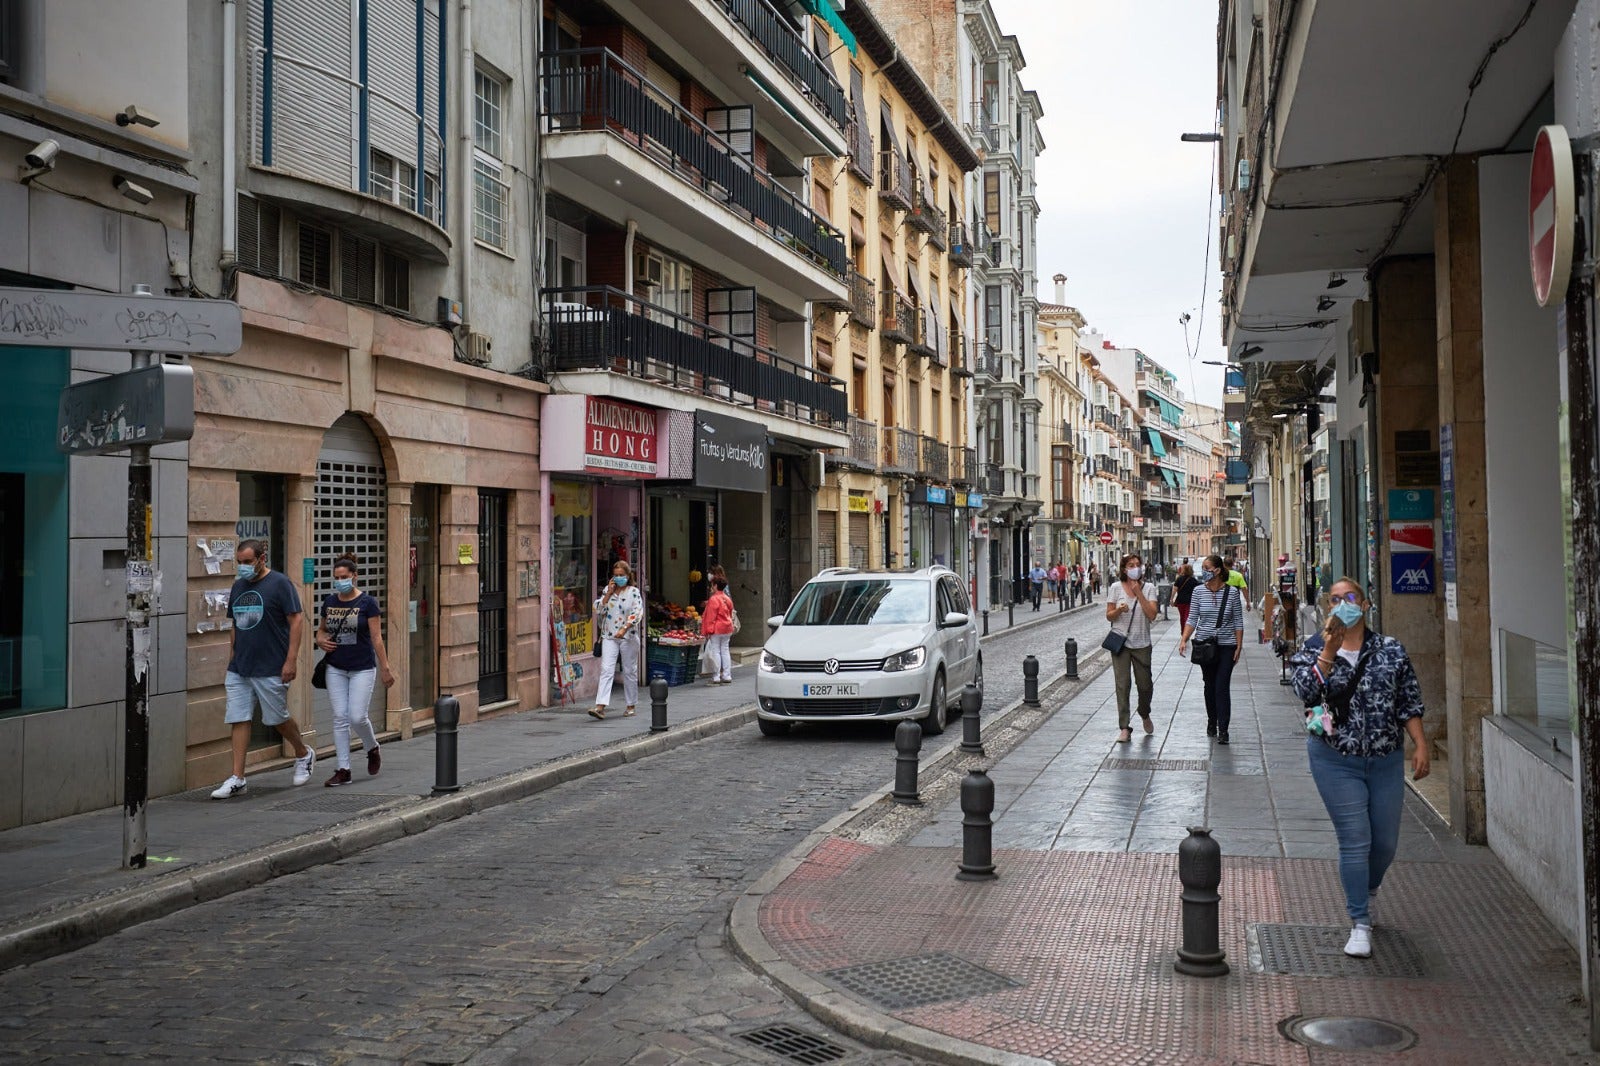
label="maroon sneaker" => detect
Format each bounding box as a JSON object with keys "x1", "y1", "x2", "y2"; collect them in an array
[
  {"x1": 367, "y1": 746, "x2": 381, "y2": 776},
  {"x1": 324, "y1": 767, "x2": 352, "y2": 787}
]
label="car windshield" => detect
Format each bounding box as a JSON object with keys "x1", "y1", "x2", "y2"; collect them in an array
[{"x1": 783, "y1": 578, "x2": 930, "y2": 626}]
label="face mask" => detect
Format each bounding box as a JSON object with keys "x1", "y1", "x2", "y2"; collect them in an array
[
  {"x1": 237, "y1": 563, "x2": 257, "y2": 581},
  {"x1": 1126, "y1": 567, "x2": 1142, "y2": 581},
  {"x1": 1200, "y1": 569, "x2": 1215, "y2": 583},
  {"x1": 613, "y1": 575, "x2": 629, "y2": 587},
  {"x1": 333, "y1": 578, "x2": 355, "y2": 594},
  {"x1": 1331, "y1": 601, "x2": 1365, "y2": 626}
]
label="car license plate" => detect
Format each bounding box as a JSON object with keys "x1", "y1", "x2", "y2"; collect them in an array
[{"x1": 801, "y1": 683, "x2": 859, "y2": 697}]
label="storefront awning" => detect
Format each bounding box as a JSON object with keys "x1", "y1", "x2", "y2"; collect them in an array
[
  {"x1": 1153, "y1": 396, "x2": 1183, "y2": 425},
  {"x1": 1145, "y1": 427, "x2": 1167, "y2": 457}
]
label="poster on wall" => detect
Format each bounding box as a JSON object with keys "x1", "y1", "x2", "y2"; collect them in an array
[{"x1": 1440, "y1": 424, "x2": 1457, "y2": 619}]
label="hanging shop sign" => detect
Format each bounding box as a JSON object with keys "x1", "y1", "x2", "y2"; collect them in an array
[
  {"x1": 693, "y1": 409, "x2": 768, "y2": 492},
  {"x1": 912, "y1": 485, "x2": 951, "y2": 505},
  {"x1": 585, "y1": 398, "x2": 657, "y2": 476}
]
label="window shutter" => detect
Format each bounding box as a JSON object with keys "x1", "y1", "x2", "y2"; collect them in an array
[
  {"x1": 236, "y1": 195, "x2": 280, "y2": 273},
  {"x1": 297, "y1": 222, "x2": 333, "y2": 291},
  {"x1": 422, "y1": 0, "x2": 443, "y2": 174},
  {"x1": 368, "y1": 0, "x2": 419, "y2": 165},
  {"x1": 340, "y1": 234, "x2": 377, "y2": 303},
  {"x1": 266, "y1": 0, "x2": 356, "y2": 186}
]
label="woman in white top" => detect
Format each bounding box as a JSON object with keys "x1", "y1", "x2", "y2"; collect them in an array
[
  {"x1": 1105, "y1": 553, "x2": 1159, "y2": 742},
  {"x1": 1178, "y1": 554, "x2": 1247, "y2": 745},
  {"x1": 589, "y1": 559, "x2": 644, "y2": 721}
]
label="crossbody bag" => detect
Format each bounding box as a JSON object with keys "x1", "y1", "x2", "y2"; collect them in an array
[
  {"x1": 1305, "y1": 647, "x2": 1373, "y2": 737},
  {"x1": 1100, "y1": 587, "x2": 1140, "y2": 656},
  {"x1": 1189, "y1": 586, "x2": 1237, "y2": 667}
]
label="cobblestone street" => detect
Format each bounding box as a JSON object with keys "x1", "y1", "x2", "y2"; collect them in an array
[{"x1": 0, "y1": 608, "x2": 1107, "y2": 1065}]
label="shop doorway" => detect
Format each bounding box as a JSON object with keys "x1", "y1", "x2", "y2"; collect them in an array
[
  {"x1": 478, "y1": 490, "x2": 508, "y2": 705},
  {"x1": 771, "y1": 460, "x2": 792, "y2": 612},
  {"x1": 648, "y1": 493, "x2": 711, "y2": 611},
  {"x1": 408, "y1": 485, "x2": 438, "y2": 713}
]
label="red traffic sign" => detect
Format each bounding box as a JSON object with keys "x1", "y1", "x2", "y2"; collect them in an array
[
  {"x1": 1529, "y1": 125, "x2": 1575, "y2": 308},
  {"x1": 1098, "y1": 531, "x2": 1114, "y2": 544}
]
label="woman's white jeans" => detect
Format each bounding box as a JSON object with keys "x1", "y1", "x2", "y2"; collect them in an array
[
  {"x1": 326, "y1": 665, "x2": 380, "y2": 770},
  {"x1": 707, "y1": 633, "x2": 733, "y2": 681},
  {"x1": 596, "y1": 635, "x2": 639, "y2": 709}
]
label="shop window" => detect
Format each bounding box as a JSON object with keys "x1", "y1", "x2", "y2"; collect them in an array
[
  {"x1": 1500, "y1": 630, "x2": 1573, "y2": 754},
  {"x1": 551, "y1": 480, "x2": 594, "y2": 677}
]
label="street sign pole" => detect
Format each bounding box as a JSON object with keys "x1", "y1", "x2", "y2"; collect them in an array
[{"x1": 123, "y1": 285, "x2": 155, "y2": 870}]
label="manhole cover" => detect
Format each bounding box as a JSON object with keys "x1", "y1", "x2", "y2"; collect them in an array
[
  {"x1": 1249, "y1": 924, "x2": 1432, "y2": 978},
  {"x1": 1280, "y1": 1015, "x2": 1418, "y2": 1052},
  {"x1": 735, "y1": 1024, "x2": 850, "y2": 1064},
  {"x1": 823, "y1": 952, "x2": 1021, "y2": 1010},
  {"x1": 1103, "y1": 758, "x2": 1210, "y2": 772},
  {"x1": 271, "y1": 793, "x2": 409, "y2": 814}
]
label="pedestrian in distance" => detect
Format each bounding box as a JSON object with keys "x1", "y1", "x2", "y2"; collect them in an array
[
  {"x1": 1290, "y1": 577, "x2": 1429, "y2": 961},
  {"x1": 1047, "y1": 561, "x2": 1062, "y2": 603},
  {"x1": 590, "y1": 559, "x2": 644, "y2": 720},
  {"x1": 315, "y1": 554, "x2": 393, "y2": 786},
  {"x1": 1105, "y1": 554, "x2": 1158, "y2": 743},
  {"x1": 1089, "y1": 563, "x2": 1101, "y2": 600},
  {"x1": 1069, "y1": 564, "x2": 1083, "y2": 607},
  {"x1": 1172, "y1": 562, "x2": 1199, "y2": 631},
  {"x1": 211, "y1": 539, "x2": 315, "y2": 799},
  {"x1": 1178, "y1": 556, "x2": 1246, "y2": 745},
  {"x1": 1029, "y1": 562, "x2": 1047, "y2": 611},
  {"x1": 701, "y1": 576, "x2": 736, "y2": 685}
]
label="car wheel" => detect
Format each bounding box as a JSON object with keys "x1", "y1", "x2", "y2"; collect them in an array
[
  {"x1": 757, "y1": 717, "x2": 790, "y2": 737},
  {"x1": 922, "y1": 670, "x2": 947, "y2": 736}
]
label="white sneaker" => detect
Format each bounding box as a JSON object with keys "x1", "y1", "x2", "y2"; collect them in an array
[
  {"x1": 211, "y1": 775, "x2": 248, "y2": 800},
  {"x1": 1343, "y1": 924, "x2": 1373, "y2": 958},
  {"x1": 292, "y1": 748, "x2": 316, "y2": 786}
]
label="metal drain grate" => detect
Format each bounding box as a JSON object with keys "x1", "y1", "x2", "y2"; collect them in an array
[
  {"x1": 271, "y1": 793, "x2": 410, "y2": 814},
  {"x1": 1102, "y1": 758, "x2": 1210, "y2": 772},
  {"x1": 1249, "y1": 924, "x2": 1432, "y2": 978},
  {"x1": 735, "y1": 1024, "x2": 850, "y2": 1064},
  {"x1": 823, "y1": 952, "x2": 1021, "y2": 1010}
]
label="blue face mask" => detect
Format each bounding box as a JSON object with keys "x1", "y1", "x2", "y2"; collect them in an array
[
  {"x1": 333, "y1": 578, "x2": 355, "y2": 594},
  {"x1": 613, "y1": 575, "x2": 629, "y2": 587},
  {"x1": 237, "y1": 563, "x2": 257, "y2": 581},
  {"x1": 1199, "y1": 569, "x2": 1215, "y2": 583},
  {"x1": 1331, "y1": 600, "x2": 1365, "y2": 627}
]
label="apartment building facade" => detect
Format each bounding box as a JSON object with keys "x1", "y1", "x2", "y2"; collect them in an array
[{"x1": 1036, "y1": 290, "x2": 1091, "y2": 567}]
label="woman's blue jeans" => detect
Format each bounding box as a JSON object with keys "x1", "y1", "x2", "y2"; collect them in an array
[{"x1": 1306, "y1": 737, "x2": 1404, "y2": 924}]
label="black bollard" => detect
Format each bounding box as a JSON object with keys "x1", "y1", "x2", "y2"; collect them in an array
[
  {"x1": 1008, "y1": 600, "x2": 1015, "y2": 628},
  {"x1": 650, "y1": 677, "x2": 669, "y2": 733},
  {"x1": 1174, "y1": 827, "x2": 1229, "y2": 976},
  {"x1": 1058, "y1": 590, "x2": 1065, "y2": 613},
  {"x1": 1022, "y1": 654, "x2": 1040, "y2": 707},
  {"x1": 956, "y1": 769, "x2": 997, "y2": 881},
  {"x1": 958, "y1": 682, "x2": 984, "y2": 755},
  {"x1": 892, "y1": 719, "x2": 923, "y2": 805},
  {"x1": 982, "y1": 608, "x2": 989, "y2": 636},
  {"x1": 1064, "y1": 638, "x2": 1079, "y2": 681},
  {"x1": 432, "y1": 695, "x2": 461, "y2": 794}
]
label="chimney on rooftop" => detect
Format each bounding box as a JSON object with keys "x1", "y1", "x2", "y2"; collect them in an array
[{"x1": 1053, "y1": 273, "x2": 1067, "y2": 305}]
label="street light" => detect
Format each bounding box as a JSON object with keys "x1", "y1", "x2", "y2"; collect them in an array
[{"x1": 1181, "y1": 132, "x2": 1222, "y2": 142}]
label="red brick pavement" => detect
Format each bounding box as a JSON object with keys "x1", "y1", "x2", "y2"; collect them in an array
[{"x1": 758, "y1": 837, "x2": 1595, "y2": 1065}]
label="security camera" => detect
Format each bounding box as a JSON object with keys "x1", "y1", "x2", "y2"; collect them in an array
[
  {"x1": 115, "y1": 105, "x2": 161, "y2": 129},
  {"x1": 24, "y1": 139, "x2": 59, "y2": 169},
  {"x1": 112, "y1": 175, "x2": 154, "y2": 205}
]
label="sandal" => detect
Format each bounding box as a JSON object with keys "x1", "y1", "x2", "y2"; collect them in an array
[
  {"x1": 623, "y1": 707, "x2": 636, "y2": 717},
  {"x1": 588, "y1": 707, "x2": 605, "y2": 721}
]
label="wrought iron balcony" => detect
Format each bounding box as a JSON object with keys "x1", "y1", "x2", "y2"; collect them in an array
[
  {"x1": 972, "y1": 341, "x2": 1002, "y2": 380},
  {"x1": 947, "y1": 222, "x2": 972, "y2": 267},
  {"x1": 846, "y1": 117, "x2": 874, "y2": 183},
  {"x1": 983, "y1": 463, "x2": 1005, "y2": 496},
  {"x1": 908, "y1": 186, "x2": 947, "y2": 244},
  {"x1": 972, "y1": 219, "x2": 994, "y2": 266},
  {"x1": 920, "y1": 436, "x2": 950, "y2": 482},
  {"x1": 719, "y1": 0, "x2": 849, "y2": 131},
  {"x1": 843, "y1": 415, "x2": 879, "y2": 470},
  {"x1": 881, "y1": 426, "x2": 914, "y2": 473},
  {"x1": 848, "y1": 269, "x2": 876, "y2": 329},
  {"x1": 951, "y1": 445, "x2": 975, "y2": 485},
  {"x1": 880, "y1": 291, "x2": 914, "y2": 344},
  {"x1": 879, "y1": 149, "x2": 913, "y2": 212},
  {"x1": 906, "y1": 306, "x2": 932, "y2": 357},
  {"x1": 949, "y1": 333, "x2": 971, "y2": 378},
  {"x1": 541, "y1": 49, "x2": 846, "y2": 278},
  {"x1": 541, "y1": 285, "x2": 846, "y2": 427}
]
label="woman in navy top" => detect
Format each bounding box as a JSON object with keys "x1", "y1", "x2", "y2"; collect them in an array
[
  {"x1": 315, "y1": 554, "x2": 395, "y2": 786},
  {"x1": 1178, "y1": 554, "x2": 1245, "y2": 745}
]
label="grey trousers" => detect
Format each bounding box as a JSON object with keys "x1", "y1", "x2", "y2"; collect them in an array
[{"x1": 1111, "y1": 644, "x2": 1153, "y2": 729}]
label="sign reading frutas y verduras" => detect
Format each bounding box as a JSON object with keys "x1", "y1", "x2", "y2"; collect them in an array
[
  {"x1": 693, "y1": 409, "x2": 768, "y2": 493},
  {"x1": 584, "y1": 397, "x2": 656, "y2": 476},
  {"x1": 0, "y1": 286, "x2": 242, "y2": 354}
]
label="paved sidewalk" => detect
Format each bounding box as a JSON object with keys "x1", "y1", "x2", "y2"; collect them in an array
[{"x1": 745, "y1": 621, "x2": 1596, "y2": 1065}]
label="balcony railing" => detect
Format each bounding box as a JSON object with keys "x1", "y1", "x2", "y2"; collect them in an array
[
  {"x1": 879, "y1": 148, "x2": 913, "y2": 212},
  {"x1": 880, "y1": 291, "x2": 914, "y2": 343},
  {"x1": 906, "y1": 306, "x2": 932, "y2": 356},
  {"x1": 541, "y1": 285, "x2": 846, "y2": 426},
  {"x1": 909, "y1": 186, "x2": 947, "y2": 244},
  {"x1": 921, "y1": 436, "x2": 950, "y2": 482},
  {"x1": 844, "y1": 415, "x2": 879, "y2": 470},
  {"x1": 720, "y1": 0, "x2": 849, "y2": 131},
  {"x1": 541, "y1": 49, "x2": 846, "y2": 278},
  {"x1": 983, "y1": 463, "x2": 1005, "y2": 496},
  {"x1": 846, "y1": 118, "x2": 874, "y2": 183},
  {"x1": 952, "y1": 445, "x2": 975, "y2": 485},
  {"x1": 848, "y1": 269, "x2": 876, "y2": 328},
  {"x1": 947, "y1": 222, "x2": 972, "y2": 267},
  {"x1": 881, "y1": 426, "x2": 915, "y2": 473},
  {"x1": 973, "y1": 219, "x2": 994, "y2": 266},
  {"x1": 949, "y1": 333, "x2": 971, "y2": 377},
  {"x1": 972, "y1": 341, "x2": 1002, "y2": 379}
]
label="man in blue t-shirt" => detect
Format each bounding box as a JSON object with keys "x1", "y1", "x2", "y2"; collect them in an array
[
  {"x1": 211, "y1": 539, "x2": 315, "y2": 799},
  {"x1": 1028, "y1": 563, "x2": 1047, "y2": 611}
]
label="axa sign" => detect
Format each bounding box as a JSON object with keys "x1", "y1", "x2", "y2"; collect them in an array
[{"x1": 1390, "y1": 551, "x2": 1435, "y2": 595}]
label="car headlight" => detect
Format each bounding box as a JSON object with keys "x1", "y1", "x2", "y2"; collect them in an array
[
  {"x1": 882, "y1": 646, "x2": 926, "y2": 672},
  {"x1": 760, "y1": 650, "x2": 786, "y2": 673}
]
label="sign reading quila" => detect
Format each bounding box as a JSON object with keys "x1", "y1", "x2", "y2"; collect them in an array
[
  {"x1": 694, "y1": 409, "x2": 768, "y2": 493},
  {"x1": 585, "y1": 397, "x2": 656, "y2": 476}
]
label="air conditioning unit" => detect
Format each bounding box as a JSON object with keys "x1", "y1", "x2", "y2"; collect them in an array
[{"x1": 461, "y1": 330, "x2": 493, "y2": 366}]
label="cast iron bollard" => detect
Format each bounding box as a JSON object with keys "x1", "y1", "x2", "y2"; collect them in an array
[
  {"x1": 1008, "y1": 600, "x2": 1015, "y2": 628},
  {"x1": 1064, "y1": 638, "x2": 1079, "y2": 681},
  {"x1": 1022, "y1": 654, "x2": 1041, "y2": 707},
  {"x1": 982, "y1": 608, "x2": 989, "y2": 636},
  {"x1": 892, "y1": 720, "x2": 923, "y2": 805},
  {"x1": 958, "y1": 682, "x2": 984, "y2": 755},
  {"x1": 650, "y1": 677, "x2": 669, "y2": 733},
  {"x1": 432, "y1": 695, "x2": 461, "y2": 795},
  {"x1": 1058, "y1": 589, "x2": 1066, "y2": 613},
  {"x1": 956, "y1": 769, "x2": 997, "y2": 881},
  {"x1": 1174, "y1": 826, "x2": 1229, "y2": 976}
]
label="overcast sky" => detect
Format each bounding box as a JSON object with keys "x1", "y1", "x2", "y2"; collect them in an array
[{"x1": 990, "y1": 0, "x2": 1227, "y2": 409}]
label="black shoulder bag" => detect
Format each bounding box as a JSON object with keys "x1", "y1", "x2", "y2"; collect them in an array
[
  {"x1": 1189, "y1": 586, "x2": 1235, "y2": 667},
  {"x1": 1101, "y1": 588, "x2": 1138, "y2": 655}
]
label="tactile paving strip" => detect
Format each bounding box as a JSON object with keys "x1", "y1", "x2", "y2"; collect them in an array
[
  {"x1": 1102, "y1": 757, "x2": 1210, "y2": 772},
  {"x1": 1248, "y1": 922, "x2": 1432, "y2": 978},
  {"x1": 270, "y1": 792, "x2": 410, "y2": 814},
  {"x1": 822, "y1": 952, "x2": 1021, "y2": 1010}
]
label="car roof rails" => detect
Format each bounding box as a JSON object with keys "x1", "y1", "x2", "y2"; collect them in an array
[{"x1": 814, "y1": 566, "x2": 861, "y2": 577}]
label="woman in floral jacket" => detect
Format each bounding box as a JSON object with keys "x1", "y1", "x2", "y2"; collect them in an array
[
  {"x1": 1290, "y1": 576, "x2": 1429, "y2": 961},
  {"x1": 589, "y1": 560, "x2": 644, "y2": 721}
]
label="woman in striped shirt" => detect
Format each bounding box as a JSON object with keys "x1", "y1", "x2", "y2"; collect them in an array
[{"x1": 1178, "y1": 554, "x2": 1246, "y2": 744}]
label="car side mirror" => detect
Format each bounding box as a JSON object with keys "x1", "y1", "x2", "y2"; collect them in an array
[
  {"x1": 942, "y1": 611, "x2": 969, "y2": 629},
  {"x1": 767, "y1": 614, "x2": 785, "y2": 635}
]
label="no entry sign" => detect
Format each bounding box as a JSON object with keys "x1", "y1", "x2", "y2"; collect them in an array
[
  {"x1": 1529, "y1": 125, "x2": 1575, "y2": 308},
  {"x1": 1098, "y1": 531, "x2": 1114, "y2": 544}
]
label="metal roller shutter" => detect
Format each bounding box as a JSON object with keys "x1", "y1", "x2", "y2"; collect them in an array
[
  {"x1": 848, "y1": 511, "x2": 869, "y2": 569},
  {"x1": 817, "y1": 511, "x2": 837, "y2": 569}
]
